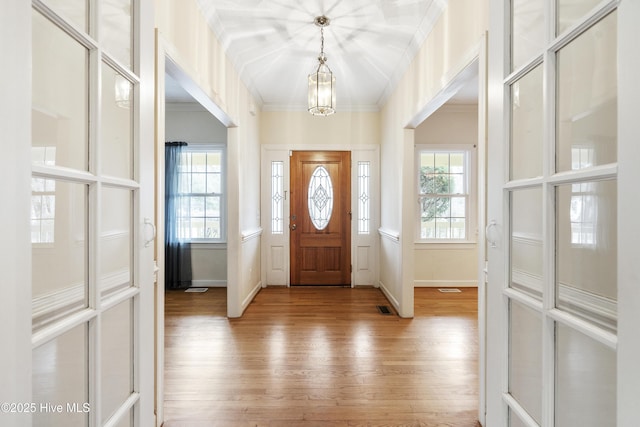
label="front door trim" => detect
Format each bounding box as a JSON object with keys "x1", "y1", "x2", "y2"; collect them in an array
[{"x1": 261, "y1": 144, "x2": 379, "y2": 289}]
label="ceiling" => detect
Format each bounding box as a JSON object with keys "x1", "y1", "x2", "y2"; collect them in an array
[{"x1": 167, "y1": 0, "x2": 478, "y2": 112}]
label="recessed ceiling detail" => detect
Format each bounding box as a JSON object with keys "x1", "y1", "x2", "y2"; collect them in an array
[{"x1": 195, "y1": 0, "x2": 447, "y2": 112}]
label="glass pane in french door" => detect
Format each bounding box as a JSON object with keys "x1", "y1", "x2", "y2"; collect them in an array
[
  {"x1": 511, "y1": 0, "x2": 544, "y2": 71},
  {"x1": 101, "y1": 299, "x2": 134, "y2": 424},
  {"x1": 510, "y1": 188, "x2": 543, "y2": 299},
  {"x1": 100, "y1": 187, "x2": 133, "y2": 298},
  {"x1": 557, "y1": 0, "x2": 604, "y2": 34},
  {"x1": 509, "y1": 409, "x2": 529, "y2": 427},
  {"x1": 32, "y1": 9, "x2": 88, "y2": 172},
  {"x1": 511, "y1": 65, "x2": 543, "y2": 180},
  {"x1": 113, "y1": 410, "x2": 134, "y2": 427},
  {"x1": 32, "y1": 180, "x2": 88, "y2": 331},
  {"x1": 32, "y1": 323, "x2": 89, "y2": 426},
  {"x1": 556, "y1": 180, "x2": 617, "y2": 330},
  {"x1": 556, "y1": 11, "x2": 617, "y2": 173},
  {"x1": 509, "y1": 300, "x2": 542, "y2": 424},
  {"x1": 555, "y1": 323, "x2": 616, "y2": 426},
  {"x1": 101, "y1": 0, "x2": 132, "y2": 68},
  {"x1": 41, "y1": 0, "x2": 88, "y2": 32},
  {"x1": 101, "y1": 63, "x2": 133, "y2": 179}
]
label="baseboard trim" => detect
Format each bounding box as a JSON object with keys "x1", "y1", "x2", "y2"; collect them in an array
[
  {"x1": 378, "y1": 280, "x2": 400, "y2": 313},
  {"x1": 241, "y1": 281, "x2": 263, "y2": 314}
]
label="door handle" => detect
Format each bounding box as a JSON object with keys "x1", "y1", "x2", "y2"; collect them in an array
[
  {"x1": 144, "y1": 217, "x2": 156, "y2": 248},
  {"x1": 291, "y1": 224, "x2": 297, "y2": 231},
  {"x1": 486, "y1": 220, "x2": 498, "y2": 248}
]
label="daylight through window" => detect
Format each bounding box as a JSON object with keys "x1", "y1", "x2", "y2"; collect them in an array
[
  {"x1": 31, "y1": 147, "x2": 57, "y2": 244},
  {"x1": 417, "y1": 149, "x2": 470, "y2": 240},
  {"x1": 177, "y1": 147, "x2": 225, "y2": 242},
  {"x1": 570, "y1": 147, "x2": 596, "y2": 246}
]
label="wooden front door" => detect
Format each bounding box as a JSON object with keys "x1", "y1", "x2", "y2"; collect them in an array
[{"x1": 290, "y1": 151, "x2": 351, "y2": 285}]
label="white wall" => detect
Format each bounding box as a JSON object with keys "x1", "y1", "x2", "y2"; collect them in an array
[
  {"x1": 260, "y1": 111, "x2": 380, "y2": 146},
  {"x1": 414, "y1": 105, "x2": 478, "y2": 288},
  {"x1": 165, "y1": 104, "x2": 228, "y2": 141},
  {"x1": 164, "y1": 104, "x2": 228, "y2": 286},
  {"x1": 156, "y1": 0, "x2": 262, "y2": 317},
  {"x1": 380, "y1": 0, "x2": 488, "y2": 316}
]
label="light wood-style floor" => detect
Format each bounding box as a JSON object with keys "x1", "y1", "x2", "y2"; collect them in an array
[{"x1": 163, "y1": 287, "x2": 480, "y2": 427}]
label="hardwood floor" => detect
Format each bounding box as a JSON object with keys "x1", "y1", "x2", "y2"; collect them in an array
[{"x1": 163, "y1": 287, "x2": 480, "y2": 427}]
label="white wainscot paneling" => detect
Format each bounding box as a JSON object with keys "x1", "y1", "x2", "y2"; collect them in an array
[
  {"x1": 266, "y1": 244, "x2": 286, "y2": 286},
  {"x1": 271, "y1": 246, "x2": 285, "y2": 270},
  {"x1": 355, "y1": 245, "x2": 374, "y2": 285},
  {"x1": 414, "y1": 243, "x2": 478, "y2": 287},
  {"x1": 378, "y1": 229, "x2": 401, "y2": 310},
  {"x1": 357, "y1": 246, "x2": 369, "y2": 270},
  {"x1": 240, "y1": 229, "x2": 262, "y2": 312}
]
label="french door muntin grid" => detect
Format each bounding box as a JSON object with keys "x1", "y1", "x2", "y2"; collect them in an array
[
  {"x1": 503, "y1": 0, "x2": 618, "y2": 426},
  {"x1": 31, "y1": 0, "x2": 140, "y2": 426}
]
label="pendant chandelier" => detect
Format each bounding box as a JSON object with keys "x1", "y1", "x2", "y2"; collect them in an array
[{"x1": 308, "y1": 15, "x2": 336, "y2": 116}]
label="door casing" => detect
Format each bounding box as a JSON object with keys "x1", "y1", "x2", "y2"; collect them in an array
[{"x1": 261, "y1": 145, "x2": 380, "y2": 289}]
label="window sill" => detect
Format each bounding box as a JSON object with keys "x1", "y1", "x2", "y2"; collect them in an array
[
  {"x1": 414, "y1": 241, "x2": 477, "y2": 250},
  {"x1": 189, "y1": 242, "x2": 227, "y2": 250}
]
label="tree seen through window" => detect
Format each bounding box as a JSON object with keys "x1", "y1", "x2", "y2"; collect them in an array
[{"x1": 418, "y1": 151, "x2": 467, "y2": 240}]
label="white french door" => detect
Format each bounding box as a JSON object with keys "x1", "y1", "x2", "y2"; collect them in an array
[
  {"x1": 28, "y1": 0, "x2": 155, "y2": 426},
  {"x1": 486, "y1": 0, "x2": 640, "y2": 426}
]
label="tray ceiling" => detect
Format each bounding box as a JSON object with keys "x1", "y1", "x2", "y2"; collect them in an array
[{"x1": 192, "y1": 0, "x2": 448, "y2": 111}]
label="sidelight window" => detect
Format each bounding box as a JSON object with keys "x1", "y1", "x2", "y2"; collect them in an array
[
  {"x1": 271, "y1": 161, "x2": 284, "y2": 234},
  {"x1": 357, "y1": 161, "x2": 371, "y2": 234}
]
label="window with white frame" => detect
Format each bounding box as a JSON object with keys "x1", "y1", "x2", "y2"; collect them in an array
[
  {"x1": 570, "y1": 146, "x2": 596, "y2": 246},
  {"x1": 416, "y1": 146, "x2": 474, "y2": 241},
  {"x1": 31, "y1": 146, "x2": 57, "y2": 244},
  {"x1": 177, "y1": 145, "x2": 225, "y2": 242}
]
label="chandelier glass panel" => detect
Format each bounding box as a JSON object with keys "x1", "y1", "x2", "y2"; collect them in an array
[{"x1": 308, "y1": 16, "x2": 336, "y2": 116}]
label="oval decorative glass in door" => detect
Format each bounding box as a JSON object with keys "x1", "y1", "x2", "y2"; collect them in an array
[{"x1": 308, "y1": 165, "x2": 333, "y2": 230}]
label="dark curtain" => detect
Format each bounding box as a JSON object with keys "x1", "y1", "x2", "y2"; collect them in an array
[{"x1": 165, "y1": 142, "x2": 192, "y2": 289}]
